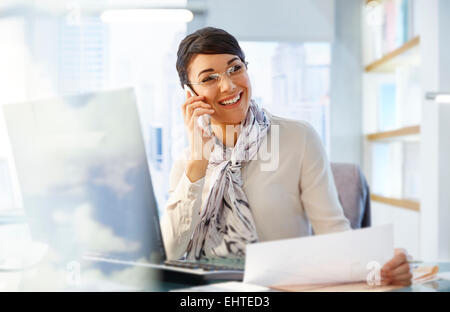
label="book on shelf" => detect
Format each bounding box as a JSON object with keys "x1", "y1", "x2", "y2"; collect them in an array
[
  {"x1": 402, "y1": 142, "x2": 420, "y2": 200},
  {"x1": 383, "y1": 0, "x2": 397, "y2": 54},
  {"x1": 371, "y1": 141, "x2": 420, "y2": 201},
  {"x1": 376, "y1": 64, "x2": 421, "y2": 133},
  {"x1": 377, "y1": 82, "x2": 397, "y2": 131},
  {"x1": 395, "y1": 64, "x2": 421, "y2": 128},
  {"x1": 395, "y1": 0, "x2": 409, "y2": 47},
  {"x1": 372, "y1": 142, "x2": 402, "y2": 198},
  {"x1": 365, "y1": 0, "x2": 417, "y2": 63}
]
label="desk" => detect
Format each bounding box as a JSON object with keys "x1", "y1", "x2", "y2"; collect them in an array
[
  {"x1": 391, "y1": 262, "x2": 450, "y2": 292},
  {"x1": 158, "y1": 262, "x2": 450, "y2": 292},
  {"x1": 2, "y1": 257, "x2": 450, "y2": 292}
]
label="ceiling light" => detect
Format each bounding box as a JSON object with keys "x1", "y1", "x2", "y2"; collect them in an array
[{"x1": 100, "y1": 9, "x2": 194, "y2": 23}]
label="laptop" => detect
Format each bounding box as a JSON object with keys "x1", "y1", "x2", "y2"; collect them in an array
[{"x1": 2, "y1": 88, "x2": 243, "y2": 289}]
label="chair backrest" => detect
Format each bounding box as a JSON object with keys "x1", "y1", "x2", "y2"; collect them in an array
[{"x1": 330, "y1": 163, "x2": 371, "y2": 229}]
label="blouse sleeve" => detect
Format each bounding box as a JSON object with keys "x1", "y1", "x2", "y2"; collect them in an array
[
  {"x1": 159, "y1": 155, "x2": 205, "y2": 260},
  {"x1": 299, "y1": 123, "x2": 351, "y2": 235}
]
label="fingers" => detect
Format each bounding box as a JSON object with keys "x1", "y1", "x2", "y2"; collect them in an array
[
  {"x1": 395, "y1": 248, "x2": 413, "y2": 260},
  {"x1": 186, "y1": 101, "x2": 212, "y2": 119},
  {"x1": 391, "y1": 262, "x2": 411, "y2": 276},
  {"x1": 383, "y1": 250, "x2": 407, "y2": 271},
  {"x1": 182, "y1": 95, "x2": 205, "y2": 110},
  {"x1": 382, "y1": 262, "x2": 410, "y2": 279},
  {"x1": 393, "y1": 272, "x2": 413, "y2": 286},
  {"x1": 394, "y1": 248, "x2": 406, "y2": 255},
  {"x1": 383, "y1": 273, "x2": 413, "y2": 286},
  {"x1": 380, "y1": 271, "x2": 413, "y2": 286},
  {"x1": 381, "y1": 251, "x2": 413, "y2": 286},
  {"x1": 191, "y1": 108, "x2": 215, "y2": 123},
  {"x1": 181, "y1": 95, "x2": 205, "y2": 118}
]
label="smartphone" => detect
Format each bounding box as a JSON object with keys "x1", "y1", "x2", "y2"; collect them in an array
[
  {"x1": 183, "y1": 83, "x2": 198, "y2": 97},
  {"x1": 184, "y1": 84, "x2": 212, "y2": 136}
]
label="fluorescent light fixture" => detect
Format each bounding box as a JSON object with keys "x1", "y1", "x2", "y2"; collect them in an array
[
  {"x1": 100, "y1": 9, "x2": 193, "y2": 23},
  {"x1": 435, "y1": 95, "x2": 450, "y2": 104}
]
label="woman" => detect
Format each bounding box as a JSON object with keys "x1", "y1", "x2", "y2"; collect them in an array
[{"x1": 161, "y1": 27, "x2": 412, "y2": 286}]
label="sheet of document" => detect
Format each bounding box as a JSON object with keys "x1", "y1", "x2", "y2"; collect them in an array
[
  {"x1": 244, "y1": 224, "x2": 394, "y2": 287},
  {"x1": 437, "y1": 272, "x2": 450, "y2": 281},
  {"x1": 170, "y1": 282, "x2": 272, "y2": 292},
  {"x1": 271, "y1": 281, "x2": 403, "y2": 292}
]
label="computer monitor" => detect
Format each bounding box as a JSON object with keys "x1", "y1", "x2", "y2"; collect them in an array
[{"x1": 2, "y1": 88, "x2": 167, "y2": 290}]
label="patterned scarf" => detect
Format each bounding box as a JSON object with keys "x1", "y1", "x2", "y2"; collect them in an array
[{"x1": 185, "y1": 100, "x2": 271, "y2": 260}]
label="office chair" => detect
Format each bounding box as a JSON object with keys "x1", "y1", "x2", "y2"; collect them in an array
[{"x1": 330, "y1": 162, "x2": 371, "y2": 229}]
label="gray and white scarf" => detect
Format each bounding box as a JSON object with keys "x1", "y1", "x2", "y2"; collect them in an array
[{"x1": 185, "y1": 100, "x2": 271, "y2": 260}]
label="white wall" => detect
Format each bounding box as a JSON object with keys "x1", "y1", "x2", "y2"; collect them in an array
[
  {"x1": 329, "y1": 0, "x2": 362, "y2": 166},
  {"x1": 418, "y1": 0, "x2": 450, "y2": 261},
  {"x1": 204, "y1": 0, "x2": 335, "y2": 42}
]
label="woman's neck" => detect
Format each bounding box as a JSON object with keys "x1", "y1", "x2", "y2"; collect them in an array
[{"x1": 211, "y1": 120, "x2": 241, "y2": 147}]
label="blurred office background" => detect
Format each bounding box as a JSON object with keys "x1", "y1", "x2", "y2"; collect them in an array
[{"x1": 0, "y1": 0, "x2": 450, "y2": 290}]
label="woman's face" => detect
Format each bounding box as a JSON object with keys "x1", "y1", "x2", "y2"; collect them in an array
[{"x1": 187, "y1": 53, "x2": 252, "y2": 125}]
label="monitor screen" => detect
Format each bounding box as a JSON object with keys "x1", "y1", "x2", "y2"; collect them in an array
[{"x1": 2, "y1": 88, "x2": 166, "y2": 290}]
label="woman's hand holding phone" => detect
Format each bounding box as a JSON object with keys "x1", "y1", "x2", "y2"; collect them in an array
[{"x1": 182, "y1": 88, "x2": 215, "y2": 182}]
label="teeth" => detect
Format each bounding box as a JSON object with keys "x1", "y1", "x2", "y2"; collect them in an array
[{"x1": 220, "y1": 93, "x2": 241, "y2": 105}]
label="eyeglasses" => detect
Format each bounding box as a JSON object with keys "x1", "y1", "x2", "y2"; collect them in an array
[{"x1": 187, "y1": 61, "x2": 248, "y2": 90}]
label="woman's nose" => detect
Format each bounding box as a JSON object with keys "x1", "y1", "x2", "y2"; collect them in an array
[{"x1": 219, "y1": 74, "x2": 236, "y2": 93}]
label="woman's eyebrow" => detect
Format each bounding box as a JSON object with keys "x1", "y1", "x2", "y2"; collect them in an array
[
  {"x1": 197, "y1": 68, "x2": 214, "y2": 78},
  {"x1": 227, "y1": 57, "x2": 239, "y2": 65},
  {"x1": 197, "y1": 57, "x2": 240, "y2": 78}
]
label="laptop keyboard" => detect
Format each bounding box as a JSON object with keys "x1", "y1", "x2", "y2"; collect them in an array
[{"x1": 164, "y1": 260, "x2": 244, "y2": 272}]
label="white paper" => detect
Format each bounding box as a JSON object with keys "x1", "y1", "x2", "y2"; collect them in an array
[
  {"x1": 170, "y1": 282, "x2": 271, "y2": 292},
  {"x1": 437, "y1": 272, "x2": 450, "y2": 281},
  {"x1": 244, "y1": 224, "x2": 394, "y2": 286}
]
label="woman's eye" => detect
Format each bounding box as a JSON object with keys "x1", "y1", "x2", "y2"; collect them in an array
[
  {"x1": 230, "y1": 65, "x2": 242, "y2": 73},
  {"x1": 202, "y1": 76, "x2": 215, "y2": 83}
]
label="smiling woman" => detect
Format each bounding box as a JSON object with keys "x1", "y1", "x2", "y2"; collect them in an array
[
  {"x1": 162, "y1": 27, "x2": 350, "y2": 261},
  {"x1": 187, "y1": 54, "x2": 250, "y2": 125},
  {"x1": 160, "y1": 26, "x2": 412, "y2": 286}
]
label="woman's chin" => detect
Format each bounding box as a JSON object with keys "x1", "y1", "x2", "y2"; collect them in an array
[
  {"x1": 213, "y1": 101, "x2": 249, "y2": 125},
  {"x1": 212, "y1": 114, "x2": 246, "y2": 125}
]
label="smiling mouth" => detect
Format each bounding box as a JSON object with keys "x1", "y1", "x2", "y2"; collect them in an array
[{"x1": 219, "y1": 91, "x2": 243, "y2": 106}]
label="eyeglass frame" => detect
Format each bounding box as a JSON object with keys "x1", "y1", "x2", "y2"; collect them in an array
[{"x1": 185, "y1": 60, "x2": 249, "y2": 89}]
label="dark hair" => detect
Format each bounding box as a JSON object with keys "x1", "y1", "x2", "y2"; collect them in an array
[{"x1": 176, "y1": 27, "x2": 246, "y2": 88}]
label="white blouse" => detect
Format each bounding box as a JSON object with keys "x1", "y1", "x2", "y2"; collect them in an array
[{"x1": 160, "y1": 112, "x2": 351, "y2": 260}]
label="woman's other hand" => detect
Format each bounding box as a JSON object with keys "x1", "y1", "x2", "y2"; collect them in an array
[{"x1": 381, "y1": 248, "x2": 413, "y2": 286}]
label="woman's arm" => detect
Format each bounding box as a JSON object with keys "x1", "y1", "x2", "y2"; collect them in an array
[
  {"x1": 298, "y1": 124, "x2": 412, "y2": 286},
  {"x1": 160, "y1": 155, "x2": 205, "y2": 260},
  {"x1": 160, "y1": 90, "x2": 215, "y2": 260},
  {"x1": 298, "y1": 123, "x2": 351, "y2": 234}
]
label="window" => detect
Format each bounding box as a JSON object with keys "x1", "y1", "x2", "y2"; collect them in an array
[
  {"x1": 239, "y1": 41, "x2": 331, "y2": 152},
  {"x1": 0, "y1": 16, "x2": 28, "y2": 214},
  {"x1": 0, "y1": 10, "x2": 186, "y2": 216},
  {"x1": 0, "y1": 1, "x2": 187, "y2": 291},
  {"x1": 0, "y1": 158, "x2": 14, "y2": 211}
]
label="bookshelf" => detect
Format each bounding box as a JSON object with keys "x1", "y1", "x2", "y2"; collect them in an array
[
  {"x1": 363, "y1": 0, "x2": 421, "y2": 202},
  {"x1": 365, "y1": 36, "x2": 420, "y2": 72},
  {"x1": 363, "y1": 0, "x2": 450, "y2": 261},
  {"x1": 366, "y1": 125, "x2": 420, "y2": 141},
  {"x1": 362, "y1": 0, "x2": 422, "y2": 257},
  {"x1": 370, "y1": 194, "x2": 420, "y2": 211}
]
